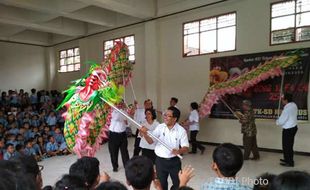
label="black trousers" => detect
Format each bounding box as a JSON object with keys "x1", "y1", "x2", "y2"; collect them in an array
[
  {"x1": 108, "y1": 131, "x2": 129, "y2": 170},
  {"x1": 155, "y1": 156, "x2": 181, "y2": 190},
  {"x1": 133, "y1": 129, "x2": 141, "y2": 156},
  {"x1": 282, "y1": 126, "x2": 298, "y2": 165},
  {"x1": 190, "y1": 130, "x2": 205, "y2": 153},
  {"x1": 142, "y1": 148, "x2": 156, "y2": 164}
]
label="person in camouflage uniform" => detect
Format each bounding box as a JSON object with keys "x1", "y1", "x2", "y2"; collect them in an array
[{"x1": 238, "y1": 100, "x2": 260, "y2": 160}]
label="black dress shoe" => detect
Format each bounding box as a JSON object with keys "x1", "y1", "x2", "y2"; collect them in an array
[
  {"x1": 250, "y1": 157, "x2": 260, "y2": 161},
  {"x1": 280, "y1": 159, "x2": 286, "y2": 163},
  {"x1": 189, "y1": 151, "x2": 197, "y2": 154},
  {"x1": 280, "y1": 162, "x2": 294, "y2": 167}
]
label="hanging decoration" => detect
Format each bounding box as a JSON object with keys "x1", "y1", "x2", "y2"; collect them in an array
[{"x1": 199, "y1": 53, "x2": 300, "y2": 118}]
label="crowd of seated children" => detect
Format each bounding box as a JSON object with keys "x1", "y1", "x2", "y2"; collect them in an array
[{"x1": 0, "y1": 88, "x2": 67, "y2": 161}]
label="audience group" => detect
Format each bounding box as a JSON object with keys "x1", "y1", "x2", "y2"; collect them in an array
[
  {"x1": 1, "y1": 144, "x2": 310, "y2": 190},
  {"x1": 0, "y1": 88, "x2": 68, "y2": 161}
]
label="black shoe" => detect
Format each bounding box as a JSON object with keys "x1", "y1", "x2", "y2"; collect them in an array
[
  {"x1": 189, "y1": 151, "x2": 197, "y2": 154},
  {"x1": 201, "y1": 147, "x2": 205, "y2": 155},
  {"x1": 280, "y1": 159, "x2": 286, "y2": 163},
  {"x1": 280, "y1": 162, "x2": 294, "y2": 167},
  {"x1": 250, "y1": 157, "x2": 260, "y2": 161},
  {"x1": 113, "y1": 168, "x2": 118, "y2": 172}
]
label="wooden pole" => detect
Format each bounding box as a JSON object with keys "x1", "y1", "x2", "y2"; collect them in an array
[
  {"x1": 220, "y1": 98, "x2": 242, "y2": 120},
  {"x1": 277, "y1": 70, "x2": 285, "y2": 118}
]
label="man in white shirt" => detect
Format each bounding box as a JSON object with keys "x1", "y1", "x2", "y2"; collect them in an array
[
  {"x1": 132, "y1": 99, "x2": 153, "y2": 156},
  {"x1": 276, "y1": 93, "x2": 298, "y2": 167},
  {"x1": 187, "y1": 102, "x2": 205, "y2": 154},
  {"x1": 108, "y1": 101, "x2": 130, "y2": 172},
  {"x1": 140, "y1": 106, "x2": 189, "y2": 190}
]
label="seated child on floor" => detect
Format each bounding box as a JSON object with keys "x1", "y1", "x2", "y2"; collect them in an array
[
  {"x1": 15, "y1": 144, "x2": 25, "y2": 158},
  {"x1": 46, "y1": 135, "x2": 60, "y2": 156},
  {"x1": 53, "y1": 127, "x2": 65, "y2": 145},
  {"x1": 6, "y1": 134, "x2": 17, "y2": 147},
  {"x1": 3, "y1": 143, "x2": 15, "y2": 160},
  {"x1": 24, "y1": 139, "x2": 36, "y2": 156}
]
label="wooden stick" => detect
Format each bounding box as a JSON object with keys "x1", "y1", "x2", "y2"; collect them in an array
[
  {"x1": 277, "y1": 70, "x2": 285, "y2": 118},
  {"x1": 129, "y1": 77, "x2": 137, "y2": 101},
  {"x1": 101, "y1": 98, "x2": 183, "y2": 159},
  {"x1": 220, "y1": 98, "x2": 242, "y2": 120}
]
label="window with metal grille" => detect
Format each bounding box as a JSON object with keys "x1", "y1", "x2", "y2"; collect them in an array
[
  {"x1": 183, "y1": 12, "x2": 236, "y2": 57},
  {"x1": 271, "y1": 0, "x2": 310, "y2": 45},
  {"x1": 59, "y1": 47, "x2": 80, "y2": 73},
  {"x1": 103, "y1": 35, "x2": 135, "y2": 62}
]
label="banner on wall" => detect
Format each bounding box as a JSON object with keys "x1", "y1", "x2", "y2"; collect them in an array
[{"x1": 209, "y1": 48, "x2": 310, "y2": 120}]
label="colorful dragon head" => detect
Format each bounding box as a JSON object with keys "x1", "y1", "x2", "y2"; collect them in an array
[{"x1": 58, "y1": 41, "x2": 133, "y2": 157}]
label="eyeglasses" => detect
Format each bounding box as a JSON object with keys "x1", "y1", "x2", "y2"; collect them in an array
[{"x1": 164, "y1": 114, "x2": 173, "y2": 118}]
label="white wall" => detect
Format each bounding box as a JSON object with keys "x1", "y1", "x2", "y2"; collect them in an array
[
  {"x1": 0, "y1": 41, "x2": 46, "y2": 92},
  {"x1": 156, "y1": 0, "x2": 310, "y2": 152},
  {"x1": 51, "y1": 24, "x2": 147, "y2": 103},
  {"x1": 49, "y1": 0, "x2": 310, "y2": 152}
]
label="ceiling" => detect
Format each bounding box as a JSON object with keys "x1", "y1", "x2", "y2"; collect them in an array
[{"x1": 0, "y1": 0, "x2": 224, "y2": 46}]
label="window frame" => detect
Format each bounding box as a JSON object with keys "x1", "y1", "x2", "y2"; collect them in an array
[
  {"x1": 270, "y1": 0, "x2": 310, "y2": 45},
  {"x1": 58, "y1": 47, "x2": 81, "y2": 73},
  {"x1": 103, "y1": 34, "x2": 135, "y2": 62},
  {"x1": 182, "y1": 11, "x2": 237, "y2": 58}
]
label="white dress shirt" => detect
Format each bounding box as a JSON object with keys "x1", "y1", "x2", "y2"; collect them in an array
[
  {"x1": 134, "y1": 108, "x2": 146, "y2": 124},
  {"x1": 276, "y1": 102, "x2": 298, "y2": 129},
  {"x1": 109, "y1": 109, "x2": 127, "y2": 133},
  {"x1": 150, "y1": 123, "x2": 189, "y2": 158},
  {"x1": 189, "y1": 110, "x2": 199, "y2": 131},
  {"x1": 139, "y1": 120, "x2": 160, "y2": 150}
]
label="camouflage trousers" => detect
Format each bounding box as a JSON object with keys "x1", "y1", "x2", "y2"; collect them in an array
[{"x1": 243, "y1": 135, "x2": 260, "y2": 160}]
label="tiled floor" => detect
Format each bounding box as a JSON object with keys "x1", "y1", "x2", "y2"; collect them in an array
[{"x1": 41, "y1": 137, "x2": 310, "y2": 189}]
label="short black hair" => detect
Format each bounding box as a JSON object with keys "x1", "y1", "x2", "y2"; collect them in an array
[
  {"x1": 54, "y1": 174, "x2": 87, "y2": 190},
  {"x1": 0, "y1": 169, "x2": 16, "y2": 190},
  {"x1": 171, "y1": 97, "x2": 178, "y2": 103},
  {"x1": 270, "y1": 171, "x2": 310, "y2": 190},
  {"x1": 15, "y1": 144, "x2": 24, "y2": 151},
  {"x1": 47, "y1": 135, "x2": 54, "y2": 141},
  {"x1": 145, "y1": 108, "x2": 157, "y2": 120},
  {"x1": 179, "y1": 186, "x2": 194, "y2": 190},
  {"x1": 25, "y1": 139, "x2": 32, "y2": 145},
  {"x1": 11, "y1": 155, "x2": 40, "y2": 178},
  {"x1": 125, "y1": 156, "x2": 154, "y2": 189},
  {"x1": 6, "y1": 143, "x2": 14, "y2": 149},
  {"x1": 167, "y1": 106, "x2": 181, "y2": 122},
  {"x1": 23, "y1": 122, "x2": 30, "y2": 126},
  {"x1": 190, "y1": 102, "x2": 199, "y2": 110},
  {"x1": 95, "y1": 181, "x2": 127, "y2": 190},
  {"x1": 42, "y1": 185, "x2": 53, "y2": 190},
  {"x1": 213, "y1": 143, "x2": 243, "y2": 177},
  {"x1": 284, "y1": 93, "x2": 293, "y2": 102},
  {"x1": 69, "y1": 156, "x2": 100, "y2": 188},
  {"x1": 253, "y1": 173, "x2": 276, "y2": 190},
  {"x1": 0, "y1": 159, "x2": 37, "y2": 190}
]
